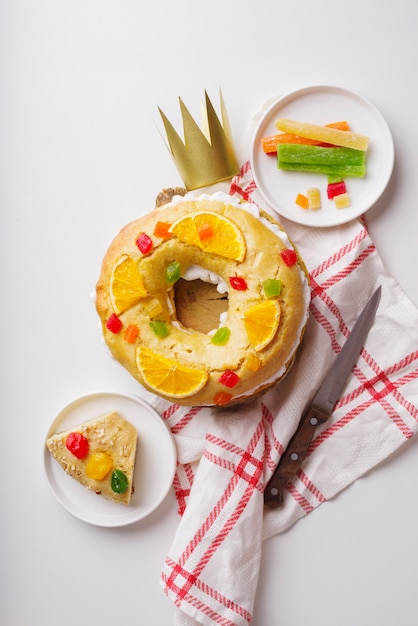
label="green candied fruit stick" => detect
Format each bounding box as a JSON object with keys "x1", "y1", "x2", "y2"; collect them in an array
[
  {"x1": 278, "y1": 161, "x2": 366, "y2": 177},
  {"x1": 149, "y1": 320, "x2": 170, "y2": 337},
  {"x1": 263, "y1": 278, "x2": 282, "y2": 298},
  {"x1": 327, "y1": 173, "x2": 343, "y2": 184},
  {"x1": 277, "y1": 143, "x2": 366, "y2": 166},
  {"x1": 211, "y1": 327, "x2": 230, "y2": 345},
  {"x1": 166, "y1": 261, "x2": 181, "y2": 284}
]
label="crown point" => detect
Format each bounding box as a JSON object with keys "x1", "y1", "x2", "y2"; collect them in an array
[{"x1": 158, "y1": 90, "x2": 239, "y2": 190}]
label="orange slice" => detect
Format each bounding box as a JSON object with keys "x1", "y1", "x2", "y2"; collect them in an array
[
  {"x1": 110, "y1": 254, "x2": 148, "y2": 314},
  {"x1": 243, "y1": 300, "x2": 280, "y2": 351},
  {"x1": 136, "y1": 347, "x2": 209, "y2": 398},
  {"x1": 170, "y1": 211, "x2": 246, "y2": 261}
]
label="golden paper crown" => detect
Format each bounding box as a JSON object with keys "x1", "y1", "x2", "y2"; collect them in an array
[{"x1": 158, "y1": 90, "x2": 239, "y2": 190}]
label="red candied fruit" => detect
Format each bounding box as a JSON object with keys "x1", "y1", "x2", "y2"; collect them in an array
[
  {"x1": 66, "y1": 432, "x2": 89, "y2": 459},
  {"x1": 136, "y1": 232, "x2": 153, "y2": 254},
  {"x1": 327, "y1": 181, "x2": 347, "y2": 200},
  {"x1": 213, "y1": 391, "x2": 233, "y2": 405},
  {"x1": 280, "y1": 249, "x2": 297, "y2": 267},
  {"x1": 219, "y1": 370, "x2": 240, "y2": 388},
  {"x1": 106, "y1": 313, "x2": 122, "y2": 334},
  {"x1": 229, "y1": 276, "x2": 248, "y2": 291}
]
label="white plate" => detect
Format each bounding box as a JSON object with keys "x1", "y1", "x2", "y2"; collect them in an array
[
  {"x1": 250, "y1": 85, "x2": 394, "y2": 227},
  {"x1": 43, "y1": 391, "x2": 177, "y2": 527}
]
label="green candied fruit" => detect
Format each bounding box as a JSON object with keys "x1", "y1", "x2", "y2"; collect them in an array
[
  {"x1": 166, "y1": 261, "x2": 181, "y2": 284},
  {"x1": 263, "y1": 279, "x2": 282, "y2": 298},
  {"x1": 149, "y1": 320, "x2": 170, "y2": 337},
  {"x1": 111, "y1": 469, "x2": 129, "y2": 494},
  {"x1": 211, "y1": 327, "x2": 230, "y2": 346}
]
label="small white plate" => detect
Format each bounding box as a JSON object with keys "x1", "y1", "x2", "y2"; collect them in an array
[
  {"x1": 43, "y1": 391, "x2": 177, "y2": 527},
  {"x1": 250, "y1": 85, "x2": 394, "y2": 227}
]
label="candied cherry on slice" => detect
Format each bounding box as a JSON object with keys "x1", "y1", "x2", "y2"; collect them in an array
[
  {"x1": 85, "y1": 451, "x2": 113, "y2": 480},
  {"x1": 229, "y1": 276, "x2": 248, "y2": 291},
  {"x1": 219, "y1": 370, "x2": 240, "y2": 388},
  {"x1": 111, "y1": 469, "x2": 129, "y2": 494},
  {"x1": 280, "y1": 249, "x2": 297, "y2": 267},
  {"x1": 136, "y1": 232, "x2": 153, "y2": 254},
  {"x1": 66, "y1": 432, "x2": 89, "y2": 459}
]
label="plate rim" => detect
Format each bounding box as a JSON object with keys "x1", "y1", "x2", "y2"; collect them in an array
[
  {"x1": 249, "y1": 84, "x2": 395, "y2": 228},
  {"x1": 43, "y1": 390, "x2": 177, "y2": 527}
]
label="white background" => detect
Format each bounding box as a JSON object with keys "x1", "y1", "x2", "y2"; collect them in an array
[{"x1": 1, "y1": 1, "x2": 418, "y2": 625}]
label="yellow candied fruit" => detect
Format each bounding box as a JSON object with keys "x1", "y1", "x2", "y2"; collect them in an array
[
  {"x1": 85, "y1": 451, "x2": 113, "y2": 480},
  {"x1": 142, "y1": 298, "x2": 163, "y2": 318},
  {"x1": 334, "y1": 192, "x2": 351, "y2": 209},
  {"x1": 245, "y1": 353, "x2": 261, "y2": 372}
]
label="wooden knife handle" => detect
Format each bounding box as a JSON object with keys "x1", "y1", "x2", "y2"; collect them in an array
[{"x1": 264, "y1": 404, "x2": 330, "y2": 509}]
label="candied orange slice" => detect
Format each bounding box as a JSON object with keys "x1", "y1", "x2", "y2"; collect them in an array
[
  {"x1": 243, "y1": 300, "x2": 280, "y2": 351},
  {"x1": 136, "y1": 347, "x2": 208, "y2": 398},
  {"x1": 110, "y1": 254, "x2": 148, "y2": 314},
  {"x1": 170, "y1": 211, "x2": 246, "y2": 261}
]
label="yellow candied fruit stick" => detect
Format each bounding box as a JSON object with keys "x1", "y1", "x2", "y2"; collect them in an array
[
  {"x1": 244, "y1": 353, "x2": 261, "y2": 372},
  {"x1": 307, "y1": 187, "x2": 321, "y2": 210},
  {"x1": 274, "y1": 118, "x2": 369, "y2": 151},
  {"x1": 334, "y1": 192, "x2": 351, "y2": 209}
]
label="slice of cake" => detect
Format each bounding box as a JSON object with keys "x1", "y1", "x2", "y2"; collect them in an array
[{"x1": 46, "y1": 411, "x2": 137, "y2": 505}]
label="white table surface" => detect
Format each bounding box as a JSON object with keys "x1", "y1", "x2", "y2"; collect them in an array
[{"x1": 2, "y1": 1, "x2": 418, "y2": 625}]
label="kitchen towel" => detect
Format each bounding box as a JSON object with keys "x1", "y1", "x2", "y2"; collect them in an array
[{"x1": 150, "y1": 103, "x2": 418, "y2": 626}]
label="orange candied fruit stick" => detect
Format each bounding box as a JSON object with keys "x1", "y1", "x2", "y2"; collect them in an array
[
  {"x1": 295, "y1": 193, "x2": 309, "y2": 209},
  {"x1": 153, "y1": 221, "x2": 172, "y2": 239},
  {"x1": 261, "y1": 121, "x2": 351, "y2": 154},
  {"x1": 124, "y1": 324, "x2": 139, "y2": 343}
]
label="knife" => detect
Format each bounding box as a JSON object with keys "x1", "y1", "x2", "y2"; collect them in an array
[{"x1": 264, "y1": 285, "x2": 382, "y2": 509}]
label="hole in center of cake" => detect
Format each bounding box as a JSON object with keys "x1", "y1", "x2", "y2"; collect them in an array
[{"x1": 174, "y1": 278, "x2": 229, "y2": 334}]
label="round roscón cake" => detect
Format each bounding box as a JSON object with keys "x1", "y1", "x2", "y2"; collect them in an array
[{"x1": 95, "y1": 191, "x2": 311, "y2": 406}]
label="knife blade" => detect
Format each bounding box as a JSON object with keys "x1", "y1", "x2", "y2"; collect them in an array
[{"x1": 264, "y1": 285, "x2": 382, "y2": 509}]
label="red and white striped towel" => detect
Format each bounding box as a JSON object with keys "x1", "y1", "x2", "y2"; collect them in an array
[{"x1": 150, "y1": 107, "x2": 418, "y2": 626}]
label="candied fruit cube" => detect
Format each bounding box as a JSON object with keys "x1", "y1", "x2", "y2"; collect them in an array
[
  {"x1": 245, "y1": 353, "x2": 261, "y2": 372},
  {"x1": 219, "y1": 370, "x2": 240, "y2": 388},
  {"x1": 334, "y1": 192, "x2": 351, "y2": 209},
  {"x1": 211, "y1": 327, "x2": 230, "y2": 346}
]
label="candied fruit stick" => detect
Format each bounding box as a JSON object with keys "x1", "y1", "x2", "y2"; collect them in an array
[
  {"x1": 275, "y1": 118, "x2": 369, "y2": 151},
  {"x1": 277, "y1": 144, "x2": 365, "y2": 166},
  {"x1": 306, "y1": 187, "x2": 321, "y2": 210},
  {"x1": 261, "y1": 121, "x2": 350, "y2": 154},
  {"x1": 278, "y1": 162, "x2": 366, "y2": 177},
  {"x1": 327, "y1": 173, "x2": 343, "y2": 184}
]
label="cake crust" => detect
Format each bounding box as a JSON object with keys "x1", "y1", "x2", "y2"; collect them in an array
[{"x1": 96, "y1": 194, "x2": 310, "y2": 406}]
